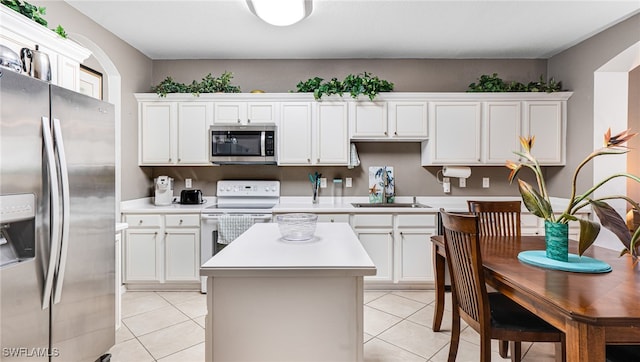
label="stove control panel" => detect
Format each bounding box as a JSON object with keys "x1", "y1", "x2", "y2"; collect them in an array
[{"x1": 217, "y1": 180, "x2": 280, "y2": 197}]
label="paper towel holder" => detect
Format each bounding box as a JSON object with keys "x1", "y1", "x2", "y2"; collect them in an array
[{"x1": 442, "y1": 166, "x2": 472, "y2": 179}]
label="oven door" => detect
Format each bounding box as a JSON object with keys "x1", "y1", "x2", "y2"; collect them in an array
[{"x1": 199, "y1": 213, "x2": 272, "y2": 292}]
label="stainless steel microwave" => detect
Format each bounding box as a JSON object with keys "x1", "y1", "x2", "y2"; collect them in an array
[{"x1": 209, "y1": 124, "x2": 277, "y2": 165}]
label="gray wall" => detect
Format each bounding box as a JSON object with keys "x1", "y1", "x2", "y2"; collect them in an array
[
  {"x1": 547, "y1": 13, "x2": 640, "y2": 197},
  {"x1": 149, "y1": 59, "x2": 546, "y2": 198}
]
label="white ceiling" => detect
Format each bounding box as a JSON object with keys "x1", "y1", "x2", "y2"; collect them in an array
[{"x1": 65, "y1": 0, "x2": 640, "y2": 60}]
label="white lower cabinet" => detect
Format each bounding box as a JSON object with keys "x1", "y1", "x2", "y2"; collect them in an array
[
  {"x1": 123, "y1": 213, "x2": 200, "y2": 290},
  {"x1": 353, "y1": 213, "x2": 436, "y2": 287}
]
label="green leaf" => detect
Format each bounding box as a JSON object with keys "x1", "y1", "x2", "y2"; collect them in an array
[
  {"x1": 517, "y1": 179, "x2": 552, "y2": 219},
  {"x1": 577, "y1": 218, "x2": 600, "y2": 256},
  {"x1": 591, "y1": 200, "x2": 632, "y2": 250}
]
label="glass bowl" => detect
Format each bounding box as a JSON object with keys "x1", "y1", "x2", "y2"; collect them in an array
[{"x1": 276, "y1": 213, "x2": 318, "y2": 241}]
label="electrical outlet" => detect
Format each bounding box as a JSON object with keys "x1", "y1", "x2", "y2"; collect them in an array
[
  {"x1": 345, "y1": 177, "x2": 352, "y2": 188},
  {"x1": 459, "y1": 178, "x2": 466, "y2": 188},
  {"x1": 185, "y1": 178, "x2": 192, "y2": 188},
  {"x1": 443, "y1": 177, "x2": 451, "y2": 193},
  {"x1": 320, "y1": 177, "x2": 327, "y2": 188},
  {"x1": 482, "y1": 177, "x2": 490, "y2": 188}
]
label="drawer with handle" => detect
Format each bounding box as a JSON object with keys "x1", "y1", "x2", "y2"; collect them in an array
[
  {"x1": 124, "y1": 214, "x2": 162, "y2": 228},
  {"x1": 165, "y1": 214, "x2": 200, "y2": 227}
]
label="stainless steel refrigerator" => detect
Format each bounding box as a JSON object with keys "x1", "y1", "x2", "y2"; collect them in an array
[{"x1": 0, "y1": 70, "x2": 115, "y2": 361}]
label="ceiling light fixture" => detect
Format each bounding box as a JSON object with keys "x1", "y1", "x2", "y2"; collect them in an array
[{"x1": 247, "y1": 0, "x2": 313, "y2": 26}]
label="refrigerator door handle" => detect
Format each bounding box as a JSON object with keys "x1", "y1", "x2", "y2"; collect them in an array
[
  {"x1": 52, "y1": 118, "x2": 70, "y2": 304},
  {"x1": 41, "y1": 117, "x2": 62, "y2": 310}
]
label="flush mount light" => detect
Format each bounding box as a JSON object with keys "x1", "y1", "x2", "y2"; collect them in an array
[{"x1": 247, "y1": 0, "x2": 313, "y2": 26}]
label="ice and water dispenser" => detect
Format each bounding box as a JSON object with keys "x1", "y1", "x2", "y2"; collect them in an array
[{"x1": 0, "y1": 194, "x2": 36, "y2": 268}]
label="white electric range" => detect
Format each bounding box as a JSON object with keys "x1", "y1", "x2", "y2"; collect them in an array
[{"x1": 200, "y1": 180, "x2": 280, "y2": 292}]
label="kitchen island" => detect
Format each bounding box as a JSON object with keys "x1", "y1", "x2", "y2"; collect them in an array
[{"x1": 200, "y1": 222, "x2": 376, "y2": 362}]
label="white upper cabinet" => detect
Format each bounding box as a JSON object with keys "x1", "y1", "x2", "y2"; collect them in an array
[
  {"x1": 350, "y1": 101, "x2": 388, "y2": 139},
  {"x1": 278, "y1": 101, "x2": 349, "y2": 166},
  {"x1": 523, "y1": 101, "x2": 564, "y2": 165},
  {"x1": 350, "y1": 100, "x2": 428, "y2": 141},
  {"x1": 484, "y1": 102, "x2": 521, "y2": 164},
  {"x1": 278, "y1": 102, "x2": 313, "y2": 165},
  {"x1": 316, "y1": 102, "x2": 349, "y2": 165},
  {"x1": 0, "y1": 7, "x2": 91, "y2": 92},
  {"x1": 421, "y1": 93, "x2": 571, "y2": 166},
  {"x1": 213, "y1": 102, "x2": 276, "y2": 125},
  {"x1": 424, "y1": 102, "x2": 482, "y2": 165},
  {"x1": 137, "y1": 97, "x2": 213, "y2": 166}
]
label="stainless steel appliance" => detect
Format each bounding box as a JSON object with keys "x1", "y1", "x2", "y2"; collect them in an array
[
  {"x1": 0, "y1": 70, "x2": 115, "y2": 361},
  {"x1": 154, "y1": 175, "x2": 173, "y2": 206},
  {"x1": 200, "y1": 180, "x2": 280, "y2": 292},
  {"x1": 209, "y1": 124, "x2": 276, "y2": 165}
]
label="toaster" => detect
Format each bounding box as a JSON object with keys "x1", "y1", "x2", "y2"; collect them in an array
[{"x1": 180, "y1": 189, "x2": 203, "y2": 204}]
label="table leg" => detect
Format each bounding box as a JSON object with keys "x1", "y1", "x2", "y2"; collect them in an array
[
  {"x1": 432, "y1": 244, "x2": 446, "y2": 332},
  {"x1": 565, "y1": 320, "x2": 606, "y2": 362}
]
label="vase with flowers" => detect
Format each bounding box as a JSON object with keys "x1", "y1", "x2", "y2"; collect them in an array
[{"x1": 506, "y1": 128, "x2": 640, "y2": 264}]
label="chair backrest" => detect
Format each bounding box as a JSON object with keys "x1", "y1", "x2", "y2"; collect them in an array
[
  {"x1": 467, "y1": 200, "x2": 522, "y2": 237},
  {"x1": 440, "y1": 209, "x2": 490, "y2": 332}
]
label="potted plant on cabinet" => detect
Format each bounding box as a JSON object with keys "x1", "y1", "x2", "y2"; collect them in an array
[{"x1": 506, "y1": 128, "x2": 640, "y2": 264}]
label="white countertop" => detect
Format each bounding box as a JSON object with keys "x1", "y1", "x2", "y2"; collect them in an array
[
  {"x1": 200, "y1": 222, "x2": 376, "y2": 277},
  {"x1": 121, "y1": 196, "x2": 586, "y2": 215}
]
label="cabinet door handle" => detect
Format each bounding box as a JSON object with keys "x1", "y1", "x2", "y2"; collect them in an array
[
  {"x1": 399, "y1": 231, "x2": 403, "y2": 236},
  {"x1": 247, "y1": 119, "x2": 251, "y2": 123},
  {"x1": 168, "y1": 158, "x2": 172, "y2": 162},
  {"x1": 394, "y1": 131, "x2": 398, "y2": 136},
  {"x1": 330, "y1": 218, "x2": 334, "y2": 223},
  {"x1": 179, "y1": 219, "x2": 183, "y2": 224},
  {"x1": 237, "y1": 119, "x2": 241, "y2": 123},
  {"x1": 138, "y1": 220, "x2": 143, "y2": 225},
  {"x1": 307, "y1": 158, "x2": 311, "y2": 163},
  {"x1": 384, "y1": 131, "x2": 388, "y2": 135},
  {"x1": 177, "y1": 158, "x2": 181, "y2": 162},
  {"x1": 154, "y1": 231, "x2": 158, "y2": 236},
  {"x1": 317, "y1": 158, "x2": 320, "y2": 163}
]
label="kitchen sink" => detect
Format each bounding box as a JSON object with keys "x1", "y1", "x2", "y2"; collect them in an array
[{"x1": 351, "y1": 202, "x2": 431, "y2": 208}]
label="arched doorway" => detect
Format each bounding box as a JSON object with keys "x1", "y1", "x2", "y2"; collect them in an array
[{"x1": 593, "y1": 41, "x2": 640, "y2": 249}]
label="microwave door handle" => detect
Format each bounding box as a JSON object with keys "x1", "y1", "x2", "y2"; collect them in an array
[{"x1": 261, "y1": 131, "x2": 266, "y2": 156}]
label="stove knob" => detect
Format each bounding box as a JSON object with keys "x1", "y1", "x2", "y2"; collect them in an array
[
  {"x1": 226, "y1": 186, "x2": 232, "y2": 192},
  {"x1": 271, "y1": 186, "x2": 277, "y2": 192}
]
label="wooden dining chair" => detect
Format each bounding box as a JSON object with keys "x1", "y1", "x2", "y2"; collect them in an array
[
  {"x1": 467, "y1": 200, "x2": 521, "y2": 358},
  {"x1": 440, "y1": 209, "x2": 565, "y2": 362},
  {"x1": 467, "y1": 200, "x2": 521, "y2": 237}
]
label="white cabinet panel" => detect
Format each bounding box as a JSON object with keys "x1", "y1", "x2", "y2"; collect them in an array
[
  {"x1": 124, "y1": 229, "x2": 160, "y2": 282},
  {"x1": 484, "y1": 102, "x2": 521, "y2": 164},
  {"x1": 278, "y1": 103, "x2": 313, "y2": 165},
  {"x1": 389, "y1": 102, "x2": 428, "y2": 139},
  {"x1": 214, "y1": 102, "x2": 275, "y2": 124},
  {"x1": 316, "y1": 102, "x2": 349, "y2": 165},
  {"x1": 350, "y1": 102, "x2": 387, "y2": 138},
  {"x1": 356, "y1": 230, "x2": 393, "y2": 282},
  {"x1": 139, "y1": 102, "x2": 175, "y2": 165},
  {"x1": 397, "y1": 229, "x2": 435, "y2": 282},
  {"x1": 177, "y1": 103, "x2": 212, "y2": 164},
  {"x1": 165, "y1": 229, "x2": 200, "y2": 282},
  {"x1": 524, "y1": 101, "x2": 564, "y2": 165},
  {"x1": 429, "y1": 102, "x2": 482, "y2": 164}
]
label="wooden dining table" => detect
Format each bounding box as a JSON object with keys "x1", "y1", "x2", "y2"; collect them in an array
[{"x1": 431, "y1": 235, "x2": 640, "y2": 362}]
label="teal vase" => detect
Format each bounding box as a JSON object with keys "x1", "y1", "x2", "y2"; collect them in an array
[{"x1": 544, "y1": 221, "x2": 569, "y2": 262}]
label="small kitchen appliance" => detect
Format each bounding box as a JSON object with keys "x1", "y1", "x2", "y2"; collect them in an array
[
  {"x1": 180, "y1": 189, "x2": 203, "y2": 204},
  {"x1": 20, "y1": 44, "x2": 51, "y2": 82},
  {"x1": 154, "y1": 176, "x2": 174, "y2": 206}
]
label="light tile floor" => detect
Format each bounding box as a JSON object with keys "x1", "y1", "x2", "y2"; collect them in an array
[{"x1": 109, "y1": 290, "x2": 559, "y2": 361}]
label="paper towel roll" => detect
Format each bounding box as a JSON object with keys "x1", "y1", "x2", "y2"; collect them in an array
[{"x1": 442, "y1": 166, "x2": 471, "y2": 178}]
